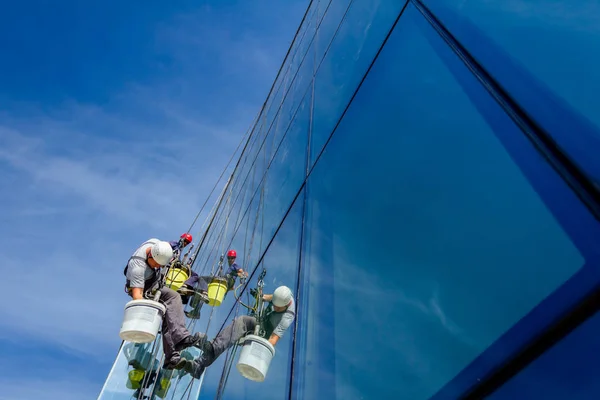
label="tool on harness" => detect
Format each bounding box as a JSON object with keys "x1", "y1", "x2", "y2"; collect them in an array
[
  {"x1": 251, "y1": 269, "x2": 267, "y2": 336},
  {"x1": 181, "y1": 242, "x2": 195, "y2": 265}
]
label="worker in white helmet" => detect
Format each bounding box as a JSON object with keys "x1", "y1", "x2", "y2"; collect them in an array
[
  {"x1": 181, "y1": 285, "x2": 295, "y2": 379},
  {"x1": 123, "y1": 239, "x2": 205, "y2": 369}
]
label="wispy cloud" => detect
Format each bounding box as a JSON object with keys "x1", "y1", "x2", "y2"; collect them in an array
[
  {"x1": 0, "y1": 378, "x2": 101, "y2": 400},
  {"x1": 0, "y1": 1, "x2": 307, "y2": 399}
]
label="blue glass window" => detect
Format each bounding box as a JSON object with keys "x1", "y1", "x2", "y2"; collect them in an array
[
  {"x1": 294, "y1": 5, "x2": 600, "y2": 400},
  {"x1": 421, "y1": 0, "x2": 600, "y2": 186},
  {"x1": 489, "y1": 312, "x2": 600, "y2": 399},
  {"x1": 261, "y1": 90, "x2": 310, "y2": 248},
  {"x1": 310, "y1": 0, "x2": 407, "y2": 167},
  {"x1": 198, "y1": 193, "x2": 303, "y2": 400}
]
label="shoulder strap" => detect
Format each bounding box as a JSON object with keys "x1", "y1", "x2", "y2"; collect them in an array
[{"x1": 123, "y1": 240, "x2": 157, "y2": 276}]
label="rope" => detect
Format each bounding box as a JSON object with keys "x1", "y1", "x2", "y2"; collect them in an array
[
  {"x1": 185, "y1": 112, "x2": 257, "y2": 235},
  {"x1": 214, "y1": 343, "x2": 240, "y2": 400}
]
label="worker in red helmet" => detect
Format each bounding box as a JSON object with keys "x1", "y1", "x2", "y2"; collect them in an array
[
  {"x1": 179, "y1": 249, "x2": 247, "y2": 296},
  {"x1": 223, "y1": 249, "x2": 247, "y2": 289},
  {"x1": 169, "y1": 233, "x2": 193, "y2": 259},
  {"x1": 178, "y1": 249, "x2": 247, "y2": 318}
]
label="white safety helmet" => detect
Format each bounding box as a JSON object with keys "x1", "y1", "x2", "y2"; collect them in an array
[
  {"x1": 150, "y1": 241, "x2": 173, "y2": 266},
  {"x1": 272, "y1": 286, "x2": 293, "y2": 307}
]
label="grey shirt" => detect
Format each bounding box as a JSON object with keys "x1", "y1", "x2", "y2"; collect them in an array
[
  {"x1": 126, "y1": 239, "x2": 159, "y2": 289},
  {"x1": 264, "y1": 298, "x2": 296, "y2": 338}
]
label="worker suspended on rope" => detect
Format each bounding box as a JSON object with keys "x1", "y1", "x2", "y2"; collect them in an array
[
  {"x1": 123, "y1": 238, "x2": 206, "y2": 369},
  {"x1": 178, "y1": 249, "x2": 248, "y2": 318},
  {"x1": 168, "y1": 233, "x2": 193, "y2": 261},
  {"x1": 181, "y1": 285, "x2": 295, "y2": 379}
]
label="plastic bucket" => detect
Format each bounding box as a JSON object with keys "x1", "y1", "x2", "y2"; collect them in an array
[
  {"x1": 154, "y1": 378, "x2": 171, "y2": 398},
  {"x1": 120, "y1": 299, "x2": 166, "y2": 343},
  {"x1": 207, "y1": 279, "x2": 228, "y2": 306},
  {"x1": 236, "y1": 335, "x2": 275, "y2": 382},
  {"x1": 127, "y1": 369, "x2": 145, "y2": 389},
  {"x1": 165, "y1": 268, "x2": 189, "y2": 291}
]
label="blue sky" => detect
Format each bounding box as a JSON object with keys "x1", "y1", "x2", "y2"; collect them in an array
[{"x1": 0, "y1": 1, "x2": 307, "y2": 398}]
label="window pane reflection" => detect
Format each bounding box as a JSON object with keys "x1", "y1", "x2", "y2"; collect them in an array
[
  {"x1": 199, "y1": 194, "x2": 303, "y2": 399},
  {"x1": 489, "y1": 312, "x2": 600, "y2": 399},
  {"x1": 422, "y1": 0, "x2": 600, "y2": 185},
  {"x1": 311, "y1": 0, "x2": 407, "y2": 166},
  {"x1": 294, "y1": 6, "x2": 597, "y2": 400}
]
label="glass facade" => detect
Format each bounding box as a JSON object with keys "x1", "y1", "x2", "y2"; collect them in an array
[{"x1": 99, "y1": 1, "x2": 600, "y2": 399}]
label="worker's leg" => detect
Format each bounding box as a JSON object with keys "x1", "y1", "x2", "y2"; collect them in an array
[
  {"x1": 159, "y1": 287, "x2": 190, "y2": 362},
  {"x1": 207, "y1": 315, "x2": 257, "y2": 366},
  {"x1": 196, "y1": 276, "x2": 211, "y2": 292},
  {"x1": 179, "y1": 274, "x2": 210, "y2": 297},
  {"x1": 183, "y1": 316, "x2": 256, "y2": 379},
  {"x1": 160, "y1": 287, "x2": 206, "y2": 365},
  {"x1": 183, "y1": 270, "x2": 199, "y2": 288}
]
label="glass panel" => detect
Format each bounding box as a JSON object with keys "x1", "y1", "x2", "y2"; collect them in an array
[
  {"x1": 236, "y1": 183, "x2": 265, "y2": 274},
  {"x1": 196, "y1": 194, "x2": 303, "y2": 400},
  {"x1": 316, "y1": 0, "x2": 332, "y2": 25},
  {"x1": 422, "y1": 0, "x2": 600, "y2": 186},
  {"x1": 293, "y1": 6, "x2": 600, "y2": 400},
  {"x1": 264, "y1": 77, "x2": 286, "y2": 138},
  {"x1": 261, "y1": 90, "x2": 311, "y2": 248},
  {"x1": 489, "y1": 312, "x2": 600, "y2": 399},
  {"x1": 314, "y1": 0, "x2": 352, "y2": 65},
  {"x1": 98, "y1": 341, "x2": 202, "y2": 400},
  {"x1": 310, "y1": 0, "x2": 407, "y2": 166}
]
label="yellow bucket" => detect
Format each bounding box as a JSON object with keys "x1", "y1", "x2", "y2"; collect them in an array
[
  {"x1": 127, "y1": 369, "x2": 145, "y2": 389},
  {"x1": 207, "y1": 278, "x2": 228, "y2": 306},
  {"x1": 165, "y1": 268, "x2": 189, "y2": 291},
  {"x1": 155, "y1": 378, "x2": 171, "y2": 398}
]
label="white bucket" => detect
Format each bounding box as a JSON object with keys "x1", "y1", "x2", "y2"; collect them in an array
[
  {"x1": 119, "y1": 299, "x2": 166, "y2": 343},
  {"x1": 236, "y1": 334, "x2": 275, "y2": 382}
]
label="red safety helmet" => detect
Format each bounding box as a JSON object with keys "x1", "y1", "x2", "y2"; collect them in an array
[
  {"x1": 181, "y1": 233, "x2": 193, "y2": 243},
  {"x1": 227, "y1": 249, "x2": 237, "y2": 258}
]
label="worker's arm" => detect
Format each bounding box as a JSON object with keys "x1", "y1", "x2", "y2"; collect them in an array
[
  {"x1": 268, "y1": 333, "x2": 280, "y2": 346},
  {"x1": 269, "y1": 309, "x2": 295, "y2": 347},
  {"x1": 126, "y1": 260, "x2": 147, "y2": 300},
  {"x1": 131, "y1": 287, "x2": 144, "y2": 300},
  {"x1": 262, "y1": 294, "x2": 273, "y2": 302}
]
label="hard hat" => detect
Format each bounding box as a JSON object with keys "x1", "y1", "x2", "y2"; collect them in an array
[
  {"x1": 227, "y1": 249, "x2": 237, "y2": 258},
  {"x1": 272, "y1": 286, "x2": 293, "y2": 307},
  {"x1": 181, "y1": 233, "x2": 193, "y2": 243},
  {"x1": 151, "y1": 241, "x2": 173, "y2": 266}
]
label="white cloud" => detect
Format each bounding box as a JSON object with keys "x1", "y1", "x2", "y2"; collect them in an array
[
  {"x1": 0, "y1": 3, "x2": 310, "y2": 400},
  {"x1": 0, "y1": 377, "x2": 101, "y2": 400}
]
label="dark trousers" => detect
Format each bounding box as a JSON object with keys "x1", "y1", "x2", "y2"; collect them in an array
[
  {"x1": 158, "y1": 287, "x2": 191, "y2": 362},
  {"x1": 209, "y1": 315, "x2": 257, "y2": 366},
  {"x1": 183, "y1": 271, "x2": 212, "y2": 292}
]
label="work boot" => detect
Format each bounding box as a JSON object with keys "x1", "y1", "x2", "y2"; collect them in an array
[
  {"x1": 163, "y1": 357, "x2": 187, "y2": 370},
  {"x1": 197, "y1": 291, "x2": 210, "y2": 304},
  {"x1": 177, "y1": 285, "x2": 196, "y2": 296},
  {"x1": 200, "y1": 340, "x2": 216, "y2": 367},
  {"x1": 185, "y1": 309, "x2": 201, "y2": 319},
  {"x1": 182, "y1": 359, "x2": 205, "y2": 380},
  {"x1": 174, "y1": 332, "x2": 206, "y2": 351}
]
